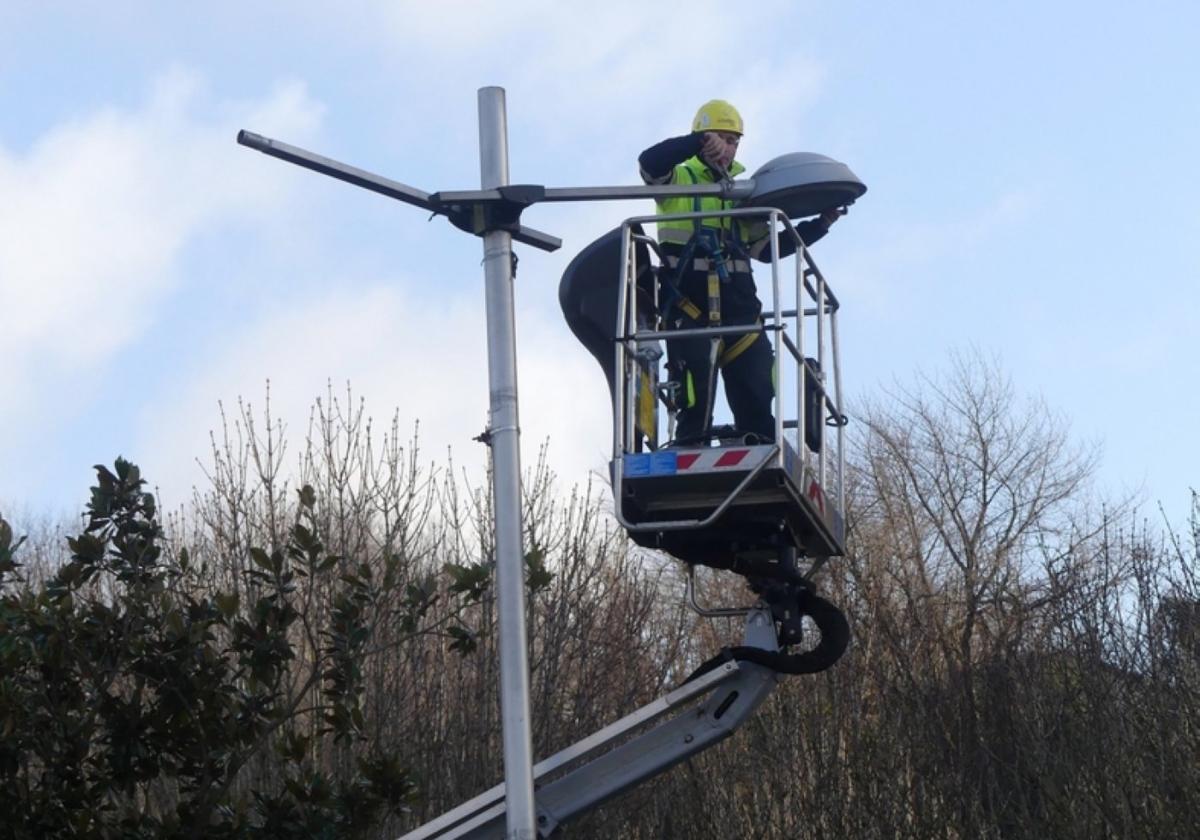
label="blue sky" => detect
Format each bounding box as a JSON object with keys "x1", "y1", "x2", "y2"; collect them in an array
[{"x1": 1, "y1": 1, "x2": 1196, "y2": 528}]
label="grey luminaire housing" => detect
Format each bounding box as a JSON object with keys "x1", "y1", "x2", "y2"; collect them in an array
[{"x1": 742, "y1": 152, "x2": 866, "y2": 218}]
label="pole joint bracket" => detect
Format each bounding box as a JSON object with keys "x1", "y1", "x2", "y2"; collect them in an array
[{"x1": 439, "y1": 184, "x2": 546, "y2": 237}]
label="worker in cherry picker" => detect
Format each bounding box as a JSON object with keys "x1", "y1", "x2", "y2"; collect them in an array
[{"x1": 638, "y1": 100, "x2": 844, "y2": 445}]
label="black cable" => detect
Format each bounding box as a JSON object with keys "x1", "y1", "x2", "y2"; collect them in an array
[{"x1": 683, "y1": 591, "x2": 849, "y2": 682}]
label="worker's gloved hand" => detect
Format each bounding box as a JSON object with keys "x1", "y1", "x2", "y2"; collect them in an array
[
  {"x1": 698, "y1": 131, "x2": 738, "y2": 172},
  {"x1": 818, "y1": 206, "x2": 847, "y2": 229},
  {"x1": 699, "y1": 131, "x2": 726, "y2": 163}
]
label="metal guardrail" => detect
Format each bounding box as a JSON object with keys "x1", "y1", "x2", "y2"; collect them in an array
[{"x1": 610, "y1": 207, "x2": 846, "y2": 534}]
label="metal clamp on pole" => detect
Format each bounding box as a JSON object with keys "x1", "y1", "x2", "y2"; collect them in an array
[{"x1": 432, "y1": 184, "x2": 547, "y2": 238}]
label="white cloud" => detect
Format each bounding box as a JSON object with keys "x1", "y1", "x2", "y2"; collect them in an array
[
  {"x1": 0, "y1": 68, "x2": 324, "y2": 441},
  {"x1": 346, "y1": 0, "x2": 825, "y2": 160}
]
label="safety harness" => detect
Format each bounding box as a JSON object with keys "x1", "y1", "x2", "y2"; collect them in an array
[{"x1": 657, "y1": 165, "x2": 763, "y2": 422}]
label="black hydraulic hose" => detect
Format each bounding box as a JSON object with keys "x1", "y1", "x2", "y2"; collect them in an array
[
  {"x1": 732, "y1": 590, "x2": 850, "y2": 675},
  {"x1": 684, "y1": 591, "x2": 850, "y2": 682}
]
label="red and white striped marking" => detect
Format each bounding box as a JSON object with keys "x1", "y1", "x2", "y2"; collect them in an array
[
  {"x1": 807, "y1": 479, "x2": 826, "y2": 514},
  {"x1": 672, "y1": 447, "x2": 758, "y2": 472}
]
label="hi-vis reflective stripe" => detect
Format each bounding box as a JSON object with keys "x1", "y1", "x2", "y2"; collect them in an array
[
  {"x1": 656, "y1": 228, "x2": 698, "y2": 245},
  {"x1": 657, "y1": 227, "x2": 740, "y2": 245},
  {"x1": 665, "y1": 255, "x2": 752, "y2": 273}
]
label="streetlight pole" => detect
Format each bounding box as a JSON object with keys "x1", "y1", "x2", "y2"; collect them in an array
[{"x1": 476, "y1": 86, "x2": 537, "y2": 840}]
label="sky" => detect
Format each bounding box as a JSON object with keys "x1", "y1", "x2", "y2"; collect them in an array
[{"x1": 1, "y1": 1, "x2": 1197, "y2": 531}]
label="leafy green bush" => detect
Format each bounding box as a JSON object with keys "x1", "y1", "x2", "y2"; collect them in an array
[{"x1": 0, "y1": 459, "x2": 420, "y2": 838}]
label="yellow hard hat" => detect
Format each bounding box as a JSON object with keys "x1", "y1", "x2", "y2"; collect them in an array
[{"x1": 692, "y1": 100, "x2": 743, "y2": 135}]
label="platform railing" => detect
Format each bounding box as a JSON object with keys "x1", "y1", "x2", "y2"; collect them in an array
[{"x1": 611, "y1": 207, "x2": 846, "y2": 533}]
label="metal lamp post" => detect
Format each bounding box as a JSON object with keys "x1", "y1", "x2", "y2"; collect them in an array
[{"x1": 475, "y1": 87, "x2": 537, "y2": 839}]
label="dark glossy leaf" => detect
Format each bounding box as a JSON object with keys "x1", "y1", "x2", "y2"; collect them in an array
[
  {"x1": 298, "y1": 484, "x2": 316, "y2": 509},
  {"x1": 447, "y1": 624, "x2": 478, "y2": 656},
  {"x1": 524, "y1": 547, "x2": 554, "y2": 593},
  {"x1": 250, "y1": 547, "x2": 274, "y2": 573}
]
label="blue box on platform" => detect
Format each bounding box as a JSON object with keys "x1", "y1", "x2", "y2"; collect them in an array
[{"x1": 623, "y1": 451, "x2": 678, "y2": 476}]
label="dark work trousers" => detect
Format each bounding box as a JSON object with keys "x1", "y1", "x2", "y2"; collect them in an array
[{"x1": 667, "y1": 268, "x2": 775, "y2": 443}]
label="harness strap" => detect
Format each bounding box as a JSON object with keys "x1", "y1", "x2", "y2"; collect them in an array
[
  {"x1": 719, "y1": 324, "x2": 761, "y2": 367},
  {"x1": 684, "y1": 163, "x2": 703, "y2": 237},
  {"x1": 706, "y1": 269, "x2": 721, "y2": 326},
  {"x1": 677, "y1": 295, "x2": 703, "y2": 321}
]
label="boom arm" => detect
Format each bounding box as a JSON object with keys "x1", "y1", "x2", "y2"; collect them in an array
[{"x1": 399, "y1": 607, "x2": 781, "y2": 839}]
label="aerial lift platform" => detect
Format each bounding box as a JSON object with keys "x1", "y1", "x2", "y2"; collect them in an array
[{"x1": 561, "y1": 157, "x2": 856, "y2": 583}]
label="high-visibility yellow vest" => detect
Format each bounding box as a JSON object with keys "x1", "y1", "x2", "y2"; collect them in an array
[{"x1": 654, "y1": 156, "x2": 757, "y2": 248}]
